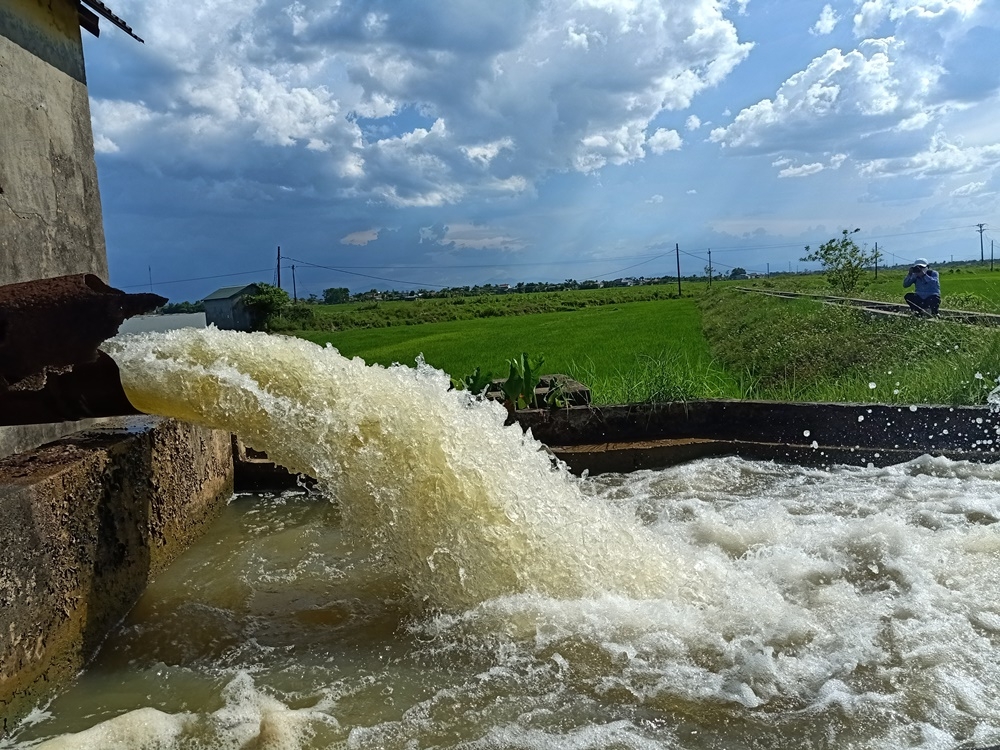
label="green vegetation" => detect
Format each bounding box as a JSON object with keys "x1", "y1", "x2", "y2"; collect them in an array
[
  {"x1": 269, "y1": 284, "x2": 700, "y2": 333},
  {"x1": 296, "y1": 298, "x2": 733, "y2": 404},
  {"x1": 244, "y1": 283, "x2": 291, "y2": 331},
  {"x1": 800, "y1": 228, "x2": 874, "y2": 295},
  {"x1": 745, "y1": 263, "x2": 1000, "y2": 313},
  {"x1": 285, "y1": 287, "x2": 1000, "y2": 406},
  {"x1": 159, "y1": 300, "x2": 205, "y2": 314},
  {"x1": 500, "y1": 352, "x2": 545, "y2": 409},
  {"x1": 699, "y1": 290, "x2": 1000, "y2": 404}
]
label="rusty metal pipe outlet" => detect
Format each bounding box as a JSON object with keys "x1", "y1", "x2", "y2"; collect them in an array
[{"x1": 0, "y1": 274, "x2": 166, "y2": 425}]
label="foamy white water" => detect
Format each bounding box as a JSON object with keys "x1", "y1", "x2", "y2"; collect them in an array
[
  {"x1": 102, "y1": 327, "x2": 707, "y2": 609},
  {"x1": 5, "y1": 327, "x2": 1000, "y2": 749}
]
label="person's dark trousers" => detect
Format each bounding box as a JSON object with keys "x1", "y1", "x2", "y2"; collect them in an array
[{"x1": 905, "y1": 292, "x2": 940, "y2": 316}]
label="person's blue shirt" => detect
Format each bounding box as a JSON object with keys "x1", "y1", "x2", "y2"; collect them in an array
[{"x1": 903, "y1": 268, "x2": 940, "y2": 297}]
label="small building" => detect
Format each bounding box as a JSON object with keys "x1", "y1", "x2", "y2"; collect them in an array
[{"x1": 202, "y1": 284, "x2": 260, "y2": 331}]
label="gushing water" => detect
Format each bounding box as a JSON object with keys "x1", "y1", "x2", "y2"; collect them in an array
[
  {"x1": 6, "y1": 327, "x2": 1000, "y2": 749},
  {"x1": 104, "y1": 328, "x2": 706, "y2": 610}
]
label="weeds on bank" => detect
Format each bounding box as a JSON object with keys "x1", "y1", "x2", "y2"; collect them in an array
[
  {"x1": 698, "y1": 290, "x2": 1000, "y2": 405},
  {"x1": 569, "y1": 350, "x2": 748, "y2": 404}
]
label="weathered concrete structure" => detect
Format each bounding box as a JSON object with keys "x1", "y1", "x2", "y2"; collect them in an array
[
  {"x1": 0, "y1": 3, "x2": 237, "y2": 735},
  {"x1": 0, "y1": 0, "x2": 131, "y2": 458},
  {"x1": 515, "y1": 400, "x2": 1000, "y2": 474},
  {"x1": 0, "y1": 0, "x2": 109, "y2": 284},
  {"x1": 0, "y1": 418, "x2": 234, "y2": 733}
]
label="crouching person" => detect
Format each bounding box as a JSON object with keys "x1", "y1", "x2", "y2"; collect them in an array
[{"x1": 903, "y1": 258, "x2": 941, "y2": 316}]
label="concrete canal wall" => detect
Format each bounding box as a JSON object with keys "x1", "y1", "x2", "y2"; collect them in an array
[
  {"x1": 515, "y1": 400, "x2": 1000, "y2": 474},
  {"x1": 0, "y1": 418, "x2": 233, "y2": 734}
]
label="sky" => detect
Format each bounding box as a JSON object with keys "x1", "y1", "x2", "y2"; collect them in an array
[{"x1": 81, "y1": 0, "x2": 1000, "y2": 302}]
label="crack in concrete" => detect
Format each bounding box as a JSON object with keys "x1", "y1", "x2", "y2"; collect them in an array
[{"x1": 0, "y1": 193, "x2": 45, "y2": 221}]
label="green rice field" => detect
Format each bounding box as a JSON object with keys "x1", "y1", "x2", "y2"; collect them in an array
[
  {"x1": 288, "y1": 285, "x2": 1000, "y2": 406},
  {"x1": 297, "y1": 298, "x2": 742, "y2": 403}
]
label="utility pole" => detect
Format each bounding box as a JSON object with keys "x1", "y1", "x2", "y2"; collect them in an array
[
  {"x1": 148, "y1": 265, "x2": 153, "y2": 293},
  {"x1": 766, "y1": 262, "x2": 770, "y2": 278},
  {"x1": 977, "y1": 223, "x2": 986, "y2": 263},
  {"x1": 874, "y1": 241, "x2": 878, "y2": 280},
  {"x1": 276, "y1": 246, "x2": 282, "y2": 289},
  {"x1": 992, "y1": 240, "x2": 995, "y2": 272},
  {"x1": 675, "y1": 243, "x2": 682, "y2": 296},
  {"x1": 292, "y1": 264, "x2": 297, "y2": 302},
  {"x1": 707, "y1": 249, "x2": 712, "y2": 287}
]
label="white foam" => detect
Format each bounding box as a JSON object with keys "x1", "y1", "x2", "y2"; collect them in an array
[{"x1": 104, "y1": 328, "x2": 693, "y2": 610}]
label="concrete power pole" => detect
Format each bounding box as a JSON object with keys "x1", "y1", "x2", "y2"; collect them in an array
[
  {"x1": 675, "y1": 243, "x2": 681, "y2": 296},
  {"x1": 276, "y1": 246, "x2": 282, "y2": 289},
  {"x1": 977, "y1": 224, "x2": 986, "y2": 263}
]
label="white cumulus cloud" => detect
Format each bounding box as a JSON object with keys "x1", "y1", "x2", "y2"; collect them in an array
[
  {"x1": 90, "y1": 0, "x2": 752, "y2": 208},
  {"x1": 811, "y1": 4, "x2": 840, "y2": 35},
  {"x1": 648, "y1": 128, "x2": 683, "y2": 154}
]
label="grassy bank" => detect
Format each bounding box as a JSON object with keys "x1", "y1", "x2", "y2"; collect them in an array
[
  {"x1": 699, "y1": 290, "x2": 1000, "y2": 405},
  {"x1": 745, "y1": 264, "x2": 1000, "y2": 313}
]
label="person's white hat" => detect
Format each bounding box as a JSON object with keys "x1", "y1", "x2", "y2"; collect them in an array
[{"x1": 914, "y1": 258, "x2": 928, "y2": 267}]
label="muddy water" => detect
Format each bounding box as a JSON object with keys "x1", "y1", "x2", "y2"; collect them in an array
[{"x1": 4, "y1": 327, "x2": 1000, "y2": 749}]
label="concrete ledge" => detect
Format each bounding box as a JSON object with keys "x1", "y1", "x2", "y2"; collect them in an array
[
  {"x1": 514, "y1": 400, "x2": 1000, "y2": 457},
  {"x1": 0, "y1": 418, "x2": 234, "y2": 734},
  {"x1": 552, "y1": 437, "x2": 1000, "y2": 475},
  {"x1": 234, "y1": 400, "x2": 1000, "y2": 490}
]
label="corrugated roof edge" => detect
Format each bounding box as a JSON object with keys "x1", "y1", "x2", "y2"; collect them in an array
[
  {"x1": 79, "y1": 0, "x2": 144, "y2": 43},
  {"x1": 202, "y1": 284, "x2": 261, "y2": 302}
]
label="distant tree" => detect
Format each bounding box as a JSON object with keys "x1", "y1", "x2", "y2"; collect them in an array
[
  {"x1": 160, "y1": 300, "x2": 205, "y2": 314},
  {"x1": 243, "y1": 283, "x2": 290, "y2": 331},
  {"x1": 801, "y1": 228, "x2": 871, "y2": 295},
  {"x1": 728, "y1": 267, "x2": 747, "y2": 279},
  {"x1": 322, "y1": 287, "x2": 350, "y2": 304}
]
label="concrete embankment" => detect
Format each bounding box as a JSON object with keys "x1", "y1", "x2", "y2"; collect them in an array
[
  {"x1": 0, "y1": 418, "x2": 233, "y2": 734},
  {"x1": 515, "y1": 400, "x2": 1000, "y2": 474}
]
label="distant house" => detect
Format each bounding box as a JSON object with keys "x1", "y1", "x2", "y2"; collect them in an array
[{"x1": 202, "y1": 284, "x2": 260, "y2": 331}]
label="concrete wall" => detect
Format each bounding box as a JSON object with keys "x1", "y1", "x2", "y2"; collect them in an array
[
  {"x1": 0, "y1": 0, "x2": 108, "y2": 284},
  {"x1": 0, "y1": 0, "x2": 111, "y2": 458},
  {"x1": 204, "y1": 297, "x2": 255, "y2": 331},
  {"x1": 0, "y1": 418, "x2": 234, "y2": 734},
  {"x1": 514, "y1": 400, "x2": 1000, "y2": 474}
]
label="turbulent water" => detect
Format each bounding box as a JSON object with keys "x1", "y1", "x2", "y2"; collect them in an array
[{"x1": 6, "y1": 327, "x2": 1000, "y2": 749}]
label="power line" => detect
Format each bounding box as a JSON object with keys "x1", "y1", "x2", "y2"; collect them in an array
[
  {"x1": 591, "y1": 253, "x2": 669, "y2": 280},
  {"x1": 285, "y1": 257, "x2": 450, "y2": 289},
  {"x1": 118, "y1": 267, "x2": 276, "y2": 290}
]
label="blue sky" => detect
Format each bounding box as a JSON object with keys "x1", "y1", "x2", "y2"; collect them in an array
[{"x1": 83, "y1": 0, "x2": 1000, "y2": 302}]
